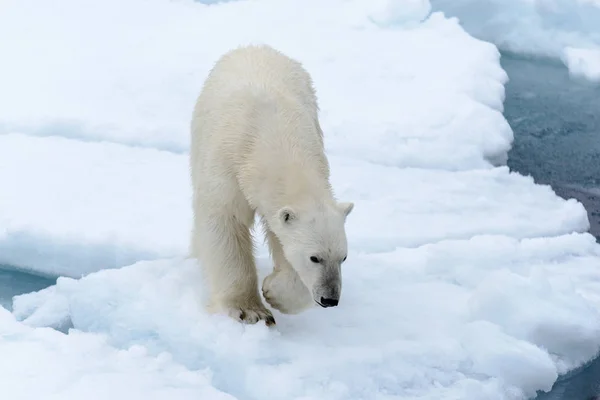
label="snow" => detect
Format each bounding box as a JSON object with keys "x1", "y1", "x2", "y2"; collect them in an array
[
  {"x1": 0, "y1": 133, "x2": 189, "y2": 277},
  {"x1": 11, "y1": 234, "x2": 600, "y2": 399},
  {"x1": 360, "y1": 0, "x2": 432, "y2": 27},
  {"x1": 0, "y1": 0, "x2": 512, "y2": 165},
  {"x1": 0, "y1": 133, "x2": 589, "y2": 277},
  {"x1": 0, "y1": 307, "x2": 234, "y2": 400},
  {"x1": 2, "y1": 0, "x2": 600, "y2": 399},
  {"x1": 563, "y1": 47, "x2": 600, "y2": 81},
  {"x1": 432, "y1": 0, "x2": 600, "y2": 82}
]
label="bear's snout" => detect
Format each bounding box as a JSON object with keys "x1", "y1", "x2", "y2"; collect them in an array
[
  {"x1": 319, "y1": 297, "x2": 339, "y2": 308},
  {"x1": 316, "y1": 283, "x2": 341, "y2": 308}
]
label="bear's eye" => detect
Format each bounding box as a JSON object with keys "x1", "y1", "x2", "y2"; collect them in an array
[
  {"x1": 310, "y1": 256, "x2": 320, "y2": 263},
  {"x1": 342, "y1": 255, "x2": 347, "y2": 262}
]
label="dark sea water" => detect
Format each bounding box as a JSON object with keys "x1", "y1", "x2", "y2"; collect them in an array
[
  {"x1": 502, "y1": 52, "x2": 600, "y2": 241},
  {"x1": 501, "y1": 52, "x2": 600, "y2": 399}
]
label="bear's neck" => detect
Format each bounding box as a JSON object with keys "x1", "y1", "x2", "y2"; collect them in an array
[{"x1": 253, "y1": 161, "x2": 336, "y2": 217}]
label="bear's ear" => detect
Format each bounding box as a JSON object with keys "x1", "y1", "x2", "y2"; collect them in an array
[
  {"x1": 278, "y1": 206, "x2": 297, "y2": 225},
  {"x1": 338, "y1": 202, "x2": 354, "y2": 218}
]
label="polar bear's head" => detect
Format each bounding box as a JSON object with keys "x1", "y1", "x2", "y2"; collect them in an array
[{"x1": 271, "y1": 200, "x2": 354, "y2": 308}]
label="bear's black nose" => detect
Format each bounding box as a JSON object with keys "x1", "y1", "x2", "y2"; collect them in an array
[{"x1": 320, "y1": 297, "x2": 339, "y2": 307}]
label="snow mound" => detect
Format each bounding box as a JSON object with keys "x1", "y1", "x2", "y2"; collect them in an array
[
  {"x1": 0, "y1": 133, "x2": 589, "y2": 277},
  {"x1": 563, "y1": 47, "x2": 600, "y2": 81},
  {"x1": 0, "y1": 307, "x2": 234, "y2": 399},
  {"x1": 0, "y1": 133, "x2": 190, "y2": 277},
  {"x1": 0, "y1": 0, "x2": 511, "y2": 168},
  {"x1": 356, "y1": 0, "x2": 432, "y2": 27},
  {"x1": 13, "y1": 233, "x2": 600, "y2": 399},
  {"x1": 432, "y1": 0, "x2": 600, "y2": 82}
]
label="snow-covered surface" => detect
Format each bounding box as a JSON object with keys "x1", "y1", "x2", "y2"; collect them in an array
[
  {"x1": 0, "y1": 0, "x2": 512, "y2": 164},
  {"x1": 563, "y1": 47, "x2": 600, "y2": 81},
  {"x1": 0, "y1": 307, "x2": 234, "y2": 400},
  {"x1": 0, "y1": 133, "x2": 588, "y2": 277},
  {"x1": 432, "y1": 0, "x2": 600, "y2": 82},
  {"x1": 11, "y1": 234, "x2": 600, "y2": 400},
  {"x1": 2, "y1": 0, "x2": 600, "y2": 399},
  {"x1": 0, "y1": 133, "x2": 189, "y2": 277}
]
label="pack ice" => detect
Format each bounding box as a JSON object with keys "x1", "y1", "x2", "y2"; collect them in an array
[{"x1": 2, "y1": 0, "x2": 600, "y2": 399}]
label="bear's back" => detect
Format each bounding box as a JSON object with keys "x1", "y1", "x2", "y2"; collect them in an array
[{"x1": 200, "y1": 45, "x2": 319, "y2": 118}]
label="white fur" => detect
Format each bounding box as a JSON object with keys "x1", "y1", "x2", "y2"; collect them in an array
[{"x1": 189, "y1": 45, "x2": 354, "y2": 325}]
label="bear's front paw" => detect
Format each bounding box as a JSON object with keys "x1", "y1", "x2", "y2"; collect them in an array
[
  {"x1": 262, "y1": 269, "x2": 313, "y2": 315},
  {"x1": 224, "y1": 302, "x2": 276, "y2": 326},
  {"x1": 262, "y1": 288, "x2": 289, "y2": 314}
]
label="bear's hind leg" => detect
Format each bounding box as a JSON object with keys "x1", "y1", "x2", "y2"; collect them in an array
[
  {"x1": 262, "y1": 228, "x2": 314, "y2": 314},
  {"x1": 195, "y1": 209, "x2": 275, "y2": 326}
]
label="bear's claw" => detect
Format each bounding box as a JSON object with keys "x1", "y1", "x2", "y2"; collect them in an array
[{"x1": 231, "y1": 305, "x2": 276, "y2": 326}]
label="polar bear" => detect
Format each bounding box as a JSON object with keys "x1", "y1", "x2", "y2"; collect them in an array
[{"x1": 190, "y1": 45, "x2": 354, "y2": 326}]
